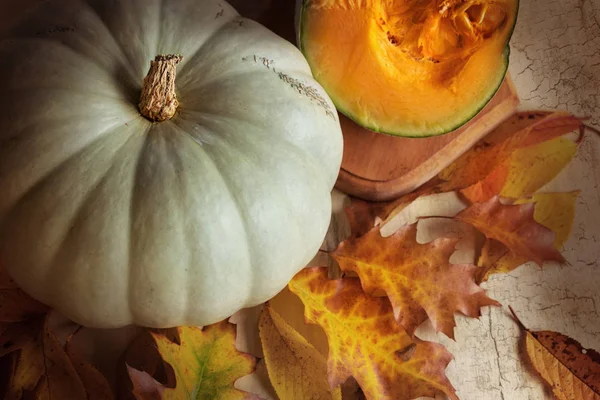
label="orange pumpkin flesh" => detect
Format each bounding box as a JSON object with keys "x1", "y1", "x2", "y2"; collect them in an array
[{"x1": 299, "y1": 0, "x2": 519, "y2": 137}]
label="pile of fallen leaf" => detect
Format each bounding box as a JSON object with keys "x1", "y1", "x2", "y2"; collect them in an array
[{"x1": 1, "y1": 111, "x2": 599, "y2": 400}]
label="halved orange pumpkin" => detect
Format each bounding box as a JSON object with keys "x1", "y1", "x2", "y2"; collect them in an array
[{"x1": 298, "y1": 0, "x2": 519, "y2": 137}]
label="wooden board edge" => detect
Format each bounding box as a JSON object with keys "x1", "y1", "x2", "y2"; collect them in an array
[{"x1": 335, "y1": 75, "x2": 520, "y2": 201}]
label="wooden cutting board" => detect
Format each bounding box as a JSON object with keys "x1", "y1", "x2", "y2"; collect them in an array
[{"x1": 336, "y1": 76, "x2": 520, "y2": 201}]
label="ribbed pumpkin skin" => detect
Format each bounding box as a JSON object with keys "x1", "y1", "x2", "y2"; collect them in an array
[{"x1": 0, "y1": 0, "x2": 343, "y2": 328}]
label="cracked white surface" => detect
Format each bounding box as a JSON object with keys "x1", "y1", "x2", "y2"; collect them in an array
[{"x1": 418, "y1": 1, "x2": 600, "y2": 399}]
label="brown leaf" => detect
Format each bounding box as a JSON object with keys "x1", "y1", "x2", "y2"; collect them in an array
[
  {"x1": 331, "y1": 224, "x2": 498, "y2": 338},
  {"x1": 65, "y1": 333, "x2": 114, "y2": 400},
  {"x1": 0, "y1": 264, "x2": 47, "y2": 323},
  {"x1": 455, "y1": 196, "x2": 565, "y2": 267},
  {"x1": 117, "y1": 329, "x2": 178, "y2": 400},
  {"x1": 7, "y1": 315, "x2": 87, "y2": 400},
  {"x1": 127, "y1": 365, "x2": 165, "y2": 400},
  {"x1": 289, "y1": 267, "x2": 458, "y2": 400},
  {"x1": 512, "y1": 308, "x2": 600, "y2": 400}
]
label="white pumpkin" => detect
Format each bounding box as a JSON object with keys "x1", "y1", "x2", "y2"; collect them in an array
[{"x1": 0, "y1": 0, "x2": 342, "y2": 328}]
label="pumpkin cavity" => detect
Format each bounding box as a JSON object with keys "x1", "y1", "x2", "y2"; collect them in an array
[{"x1": 299, "y1": 0, "x2": 518, "y2": 136}]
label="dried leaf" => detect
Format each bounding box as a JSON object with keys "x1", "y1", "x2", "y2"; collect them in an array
[
  {"x1": 501, "y1": 137, "x2": 578, "y2": 199},
  {"x1": 439, "y1": 111, "x2": 583, "y2": 192},
  {"x1": 0, "y1": 264, "x2": 47, "y2": 323},
  {"x1": 66, "y1": 334, "x2": 114, "y2": 400},
  {"x1": 118, "y1": 328, "x2": 179, "y2": 400},
  {"x1": 478, "y1": 192, "x2": 578, "y2": 280},
  {"x1": 345, "y1": 191, "x2": 422, "y2": 238},
  {"x1": 7, "y1": 316, "x2": 87, "y2": 399},
  {"x1": 512, "y1": 308, "x2": 600, "y2": 400},
  {"x1": 149, "y1": 322, "x2": 256, "y2": 400},
  {"x1": 259, "y1": 304, "x2": 341, "y2": 400},
  {"x1": 331, "y1": 224, "x2": 497, "y2": 338},
  {"x1": 455, "y1": 196, "x2": 565, "y2": 267},
  {"x1": 515, "y1": 191, "x2": 579, "y2": 249},
  {"x1": 460, "y1": 161, "x2": 510, "y2": 204},
  {"x1": 127, "y1": 365, "x2": 165, "y2": 400},
  {"x1": 288, "y1": 267, "x2": 458, "y2": 400}
]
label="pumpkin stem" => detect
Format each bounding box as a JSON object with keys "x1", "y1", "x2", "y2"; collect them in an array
[{"x1": 139, "y1": 54, "x2": 183, "y2": 122}]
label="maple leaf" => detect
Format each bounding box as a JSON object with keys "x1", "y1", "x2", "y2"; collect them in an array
[
  {"x1": 511, "y1": 307, "x2": 600, "y2": 400},
  {"x1": 259, "y1": 303, "x2": 341, "y2": 400},
  {"x1": 5, "y1": 315, "x2": 87, "y2": 399},
  {"x1": 128, "y1": 322, "x2": 256, "y2": 400},
  {"x1": 455, "y1": 196, "x2": 565, "y2": 267},
  {"x1": 476, "y1": 192, "x2": 578, "y2": 281},
  {"x1": 288, "y1": 267, "x2": 458, "y2": 400},
  {"x1": 331, "y1": 224, "x2": 498, "y2": 338}
]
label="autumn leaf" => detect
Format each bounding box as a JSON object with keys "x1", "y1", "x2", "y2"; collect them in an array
[
  {"x1": 478, "y1": 192, "x2": 578, "y2": 281},
  {"x1": 455, "y1": 196, "x2": 565, "y2": 267},
  {"x1": 331, "y1": 224, "x2": 497, "y2": 338},
  {"x1": 259, "y1": 303, "x2": 341, "y2": 400},
  {"x1": 346, "y1": 111, "x2": 584, "y2": 236},
  {"x1": 127, "y1": 366, "x2": 165, "y2": 400},
  {"x1": 511, "y1": 307, "x2": 600, "y2": 400},
  {"x1": 0, "y1": 264, "x2": 47, "y2": 323},
  {"x1": 118, "y1": 328, "x2": 179, "y2": 400},
  {"x1": 500, "y1": 137, "x2": 578, "y2": 199},
  {"x1": 65, "y1": 332, "x2": 114, "y2": 400},
  {"x1": 439, "y1": 111, "x2": 584, "y2": 193},
  {"x1": 288, "y1": 267, "x2": 458, "y2": 400},
  {"x1": 128, "y1": 322, "x2": 256, "y2": 400},
  {"x1": 345, "y1": 185, "x2": 439, "y2": 238},
  {"x1": 6, "y1": 315, "x2": 87, "y2": 399},
  {"x1": 460, "y1": 161, "x2": 510, "y2": 203}
]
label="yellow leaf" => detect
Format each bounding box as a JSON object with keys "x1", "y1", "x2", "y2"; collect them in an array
[
  {"x1": 259, "y1": 304, "x2": 341, "y2": 400},
  {"x1": 515, "y1": 191, "x2": 579, "y2": 248},
  {"x1": 501, "y1": 137, "x2": 578, "y2": 199},
  {"x1": 288, "y1": 267, "x2": 458, "y2": 400},
  {"x1": 143, "y1": 322, "x2": 256, "y2": 400}
]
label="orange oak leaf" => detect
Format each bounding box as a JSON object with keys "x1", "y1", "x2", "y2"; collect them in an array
[
  {"x1": 128, "y1": 322, "x2": 256, "y2": 400},
  {"x1": 259, "y1": 303, "x2": 341, "y2": 400},
  {"x1": 288, "y1": 267, "x2": 458, "y2": 400},
  {"x1": 455, "y1": 196, "x2": 565, "y2": 267},
  {"x1": 476, "y1": 192, "x2": 578, "y2": 281},
  {"x1": 511, "y1": 307, "x2": 600, "y2": 400},
  {"x1": 6, "y1": 315, "x2": 87, "y2": 399},
  {"x1": 331, "y1": 224, "x2": 498, "y2": 338}
]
